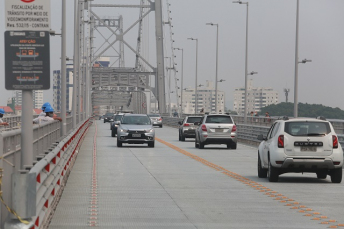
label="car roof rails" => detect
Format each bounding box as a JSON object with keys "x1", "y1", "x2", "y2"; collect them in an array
[
  {"x1": 316, "y1": 116, "x2": 326, "y2": 121},
  {"x1": 278, "y1": 116, "x2": 289, "y2": 120}
]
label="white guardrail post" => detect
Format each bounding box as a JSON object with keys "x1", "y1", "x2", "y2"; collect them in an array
[{"x1": 2, "y1": 118, "x2": 92, "y2": 229}]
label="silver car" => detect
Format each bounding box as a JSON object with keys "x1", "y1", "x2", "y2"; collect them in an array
[
  {"x1": 195, "y1": 114, "x2": 237, "y2": 149},
  {"x1": 148, "y1": 114, "x2": 163, "y2": 128},
  {"x1": 117, "y1": 114, "x2": 155, "y2": 147},
  {"x1": 178, "y1": 116, "x2": 202, "y2": 141}
]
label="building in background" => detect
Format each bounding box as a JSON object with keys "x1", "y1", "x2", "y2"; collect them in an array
[
  {"x1": 53, "y1": 64, "x2": 74, "y2": 112},
  {"x1": 183, "y1": 81, "x2": 225, "y2": 114},
  {"x1": 233, "y1": 79, "x2": 279, "y2": 115},
  {"x1": 14, "y1": 90, "x2": 44, "y2": 110}
]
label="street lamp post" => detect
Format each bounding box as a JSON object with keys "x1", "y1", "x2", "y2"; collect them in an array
[
  {"x1": 174, "y1": 48, "x2": 184, "y2": 116},
  {"x1": 188, "y1": 38, "x2": 198, "y2": 115},
  {"x1": 61, "y1": 0, "x2": 67, "y2": 136},
  {"x1": 233, "y1": 0, "x2": 249, "y2": 123},
  {"x1": 293, "y1": 0, "x2": 312, "y2": 118},
  {"x1": 165, "y1": 57, "x2": 172, "y2": 116},
  {"x1": 206, "y1": 23, "x2": 219, "y2": 113}
]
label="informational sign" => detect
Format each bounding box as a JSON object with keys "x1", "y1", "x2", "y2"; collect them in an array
[
  {"x1": 5, "y1": 0, "x2": 51, "y2": 31},
  {"x1": 4, "y1": 31, "x2": 50, "y2": 90}
]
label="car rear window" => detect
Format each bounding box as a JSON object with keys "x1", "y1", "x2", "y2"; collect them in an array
[
  {"x1": 284, "y1": 122, "x2": 331, "y2": 136},
  {"x1": 205, "y1": 116, "x2": 233, "y2": 124},
  {"x1": 186, "y1": 117, "x2": 202, "y2": 123},
  {"x1": 114, "y1": 115, "x2": 123, "y2": 121}
]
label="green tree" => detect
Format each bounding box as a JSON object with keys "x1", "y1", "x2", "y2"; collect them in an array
[{"x1": 259, "y1": 103, "x2": 344, "y2": 119}]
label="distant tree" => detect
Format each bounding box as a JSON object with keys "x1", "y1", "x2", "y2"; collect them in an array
[{"x1": 259, "y1": 103, "x2": 344, "y2": 119}]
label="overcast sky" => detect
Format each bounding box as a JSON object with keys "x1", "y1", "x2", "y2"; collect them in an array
[{"x1": 1, "y1": 0, "x2": 344, "y2": 111}]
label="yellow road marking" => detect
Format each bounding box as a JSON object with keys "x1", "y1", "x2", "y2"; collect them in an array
[{"x1": 156, "y1": 137, "x2": 342, "y2": 228}]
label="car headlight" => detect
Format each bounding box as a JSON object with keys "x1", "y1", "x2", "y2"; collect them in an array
[
  {"x1": 120, "y1": 129, "x2": 129, "y2": 133},
  {"x1": 115, "y1": 124, "x2": 118, "y2": 127},
  {"x1": 145, "y1": 129, "x2": 154, "y2": 133}
]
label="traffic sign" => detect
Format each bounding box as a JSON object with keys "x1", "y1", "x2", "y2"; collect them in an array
[
  {"x1": 4, "y1": 31, "x2": 50, "y2": 90},
  {"x1": 5, "y1": 0, "x2": 51, "y2": 31}
]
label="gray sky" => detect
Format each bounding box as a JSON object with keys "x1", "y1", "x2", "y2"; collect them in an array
[{"x1": 1, "y1": 0, "x2": 344, "y2": 111}]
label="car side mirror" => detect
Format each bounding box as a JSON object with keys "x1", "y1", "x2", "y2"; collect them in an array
[
  {"x1": 178, "y1": 121, "x2": 182, "y2": 125},
  {"x1": 257, "y1": 134, "x2": 266, "y2": 141},
  {"x1": 194, "y1": 122, "x2": 200, "y2": 126}
]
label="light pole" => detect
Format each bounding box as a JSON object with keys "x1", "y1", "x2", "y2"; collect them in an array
[
  {"x1": 294, "y1": 0, "x2": 312, "y2": 118},
  {"x1": 206, "y1": 22, "x2": 219, "y2": 113},
  {"x1": 60, "y1": 0, "x2": 67, "y2": 136},
  {"x1": 165, "y1": 57, "x2": 172, "y2": 116},
  {"x1": 188, "y1": 38, "x2": 198, "y2": 114},
  {"x1": 174, "y1": 48, "x2": 184, "y2": 116},
  {"x1": 233, "y1": 0, "x2": 249, "y2": 123}
]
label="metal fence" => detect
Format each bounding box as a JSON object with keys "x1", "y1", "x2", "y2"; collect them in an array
[
  {"x1": 1, "y1": 114, "x2": 74, "y2": 134},
  {"x1": 0, "y1": 114, "x2": 89, "y2": 228}
]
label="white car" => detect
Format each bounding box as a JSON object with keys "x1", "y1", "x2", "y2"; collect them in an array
[{"x1": 257, "y1": 117, "x2": 343, "y2": 183}]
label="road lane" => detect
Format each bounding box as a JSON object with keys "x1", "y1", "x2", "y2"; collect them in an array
[
  {"x1": 49, "y1": 121, "x2": 344, "y2": 228},
  {"x1": 155, "y1": 126, "x2": 344, "y2": 227}
]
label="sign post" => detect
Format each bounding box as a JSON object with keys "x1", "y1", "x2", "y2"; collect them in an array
[{"x1": 4, "y1": 0, "x2": 51, "y2": 171}]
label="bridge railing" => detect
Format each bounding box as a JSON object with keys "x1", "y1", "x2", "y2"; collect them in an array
[{"x1": 0, "y1": 115, "x2": 85, "y2": 228}]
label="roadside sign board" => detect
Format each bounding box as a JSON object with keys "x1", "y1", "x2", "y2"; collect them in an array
[
  {"x1": 4, "y1": 31, "x2": 50, "y2": 90},
  {"x1": 5, "y1": 0, "x2": 51, "y2": 31}
]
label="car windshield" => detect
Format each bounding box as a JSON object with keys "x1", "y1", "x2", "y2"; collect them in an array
[
  {"x1": 114, "y1": 115, "x2": 123, "y2": 121},
  {"x1": 205, "y1": 116, "x2": 233, "y2": 124},
  {"x1": 148, "y1": 114, "x2": 160, "y2": 118},
  {"x1": 186, "y1": 117, "x2": 202, "y2": 123},
  {"x1": 284, "y1": 122, "x2": 331, "y2": 136},
  {"x1": 121, "y1": 116, "x2": 151, "y2": 125}
]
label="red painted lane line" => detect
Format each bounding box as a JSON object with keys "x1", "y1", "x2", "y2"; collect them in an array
[{"x1": 89, "y1": 122, "x2": 98, "y2": 227}]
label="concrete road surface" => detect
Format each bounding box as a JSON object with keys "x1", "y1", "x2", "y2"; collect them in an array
[{"x1": 49, "y1": 120, "x2": 344, "y2": 228}]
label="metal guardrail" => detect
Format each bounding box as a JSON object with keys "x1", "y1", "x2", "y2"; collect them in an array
[
  {"x1": 3, "y1": 118, "x2": 92, "y2": 229},
  {"x1": 1, "y1": 114, "x2": 74, "y2": 134},
  {"x1": 0, "y1": 120, "x2": 61, "y2": 228}
]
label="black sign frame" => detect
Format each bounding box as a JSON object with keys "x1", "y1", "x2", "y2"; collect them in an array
[{"x1": 4, "y1": 31, "x2": 50, "y2": 90}]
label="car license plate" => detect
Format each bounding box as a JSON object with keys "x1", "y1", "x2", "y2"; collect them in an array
[
  {"x1": 132, "y1": 134, "x2": 141, "y2": 137},
  {"x1": 215, "y1": 129, "x2": 223, "y2": 133},
  {"x1": 300, "y1": 146, "x2": 316, "y2": 152},
  {"x1": 154, "y1": 122, "x2": 157, "y2": 124}
]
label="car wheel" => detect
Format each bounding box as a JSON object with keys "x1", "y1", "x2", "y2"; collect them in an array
[
  {"x1": 117, "y1": 139, "x2": 122, "y2": 147},
  {"x1": 316, "y1": 170, "x2": 327, "y2": 179},
  {"x1": 160, "y1": 125, "x2": 163, "y2": 128},
  {"x1": 268, "y1": 156, "x2": 279, "y2": 182},
  {"x1": 330, "y1": 168, "x2": 342, "y2": 183},
  {"x1": 231, "y1": 142, "x2": 237, "y2": 149},
  {"x1": 111, "y1": 129, "x2": 116, "y2": 137},
  {"x1": 178, "y1": 132, "x2": 181, "y2": 141},
  {"x1": 181, "y1": 134, "x2": 185, "y2": 141},
  {"x1": 104, "y1": 120, "x2": 106, "y2": 123},
  {"x1": 258, "y1": 153, "x2": 268, "y2": 178},
  {"x1": 148, "y1": 142, "x2": 155, "y2": 147},
  {"x1": 195, "y1": 136, "x2": 199, "y2": 148},
  {"x1": 199, "y1": 141, "x2": 204, "y2": 149}
]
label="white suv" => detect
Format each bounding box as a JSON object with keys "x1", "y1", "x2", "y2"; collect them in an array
[
  {"x1": 195, "y1": 114, "x2": 237, "y2": 149},
  {"x1": 257, "y1": 117, "x2": 343, "y2": 183}
]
